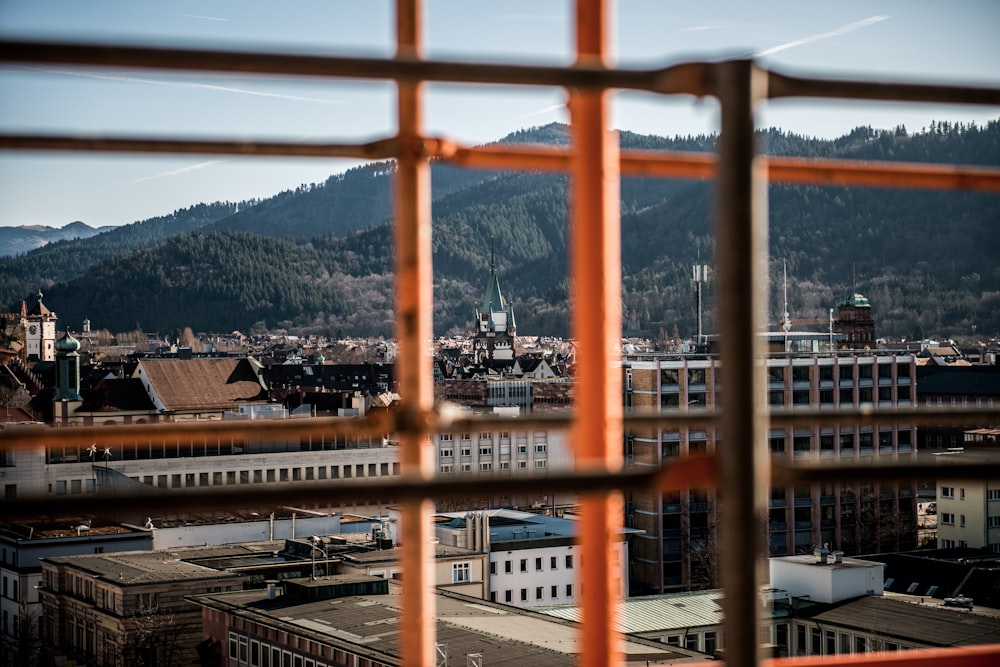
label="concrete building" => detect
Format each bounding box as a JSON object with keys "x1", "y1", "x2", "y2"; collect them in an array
[
  {"x1": 625, "y1": 343, "x2": 919, "y2": 593},
  {"x1": 933, "y1": 447, "x2": 1000, "y2": 551}
]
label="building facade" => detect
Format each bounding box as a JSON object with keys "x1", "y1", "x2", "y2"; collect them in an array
[
  {"x1": 625, "y1": 348, "x2": 919, "y2": 593},
  {"x1": 39, "y1": 550, "x2": 243, "y2": 666},
  {"x1": 935, "y1": 448, "x2": 1000, "y2": 552}
]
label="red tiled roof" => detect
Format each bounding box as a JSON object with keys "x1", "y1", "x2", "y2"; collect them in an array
[{"x1": 136, "y1": 358, "x2": 268, "y2": 412}]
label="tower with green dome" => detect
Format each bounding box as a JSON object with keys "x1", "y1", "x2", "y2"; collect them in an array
[{"x1": 835, "y1": 292, "x2": 875, "y2": 349}]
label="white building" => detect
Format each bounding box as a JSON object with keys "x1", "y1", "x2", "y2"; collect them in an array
[{"x1": 429, "y1": 508, "x2": 636, "y2": 609}]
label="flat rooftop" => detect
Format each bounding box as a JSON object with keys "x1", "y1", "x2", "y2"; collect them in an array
[{"x1": 194, "y1": 583, "x2": 705, "y2": 665}]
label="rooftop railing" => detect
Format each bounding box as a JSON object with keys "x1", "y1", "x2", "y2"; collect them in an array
[{"x1": 2, "y1": 1, "x2": 1000, "y2": 666}]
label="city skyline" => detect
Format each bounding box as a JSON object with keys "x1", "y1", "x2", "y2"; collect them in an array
[{"x1": 1, "y1": 0, "x2": 998, "y2": 228}]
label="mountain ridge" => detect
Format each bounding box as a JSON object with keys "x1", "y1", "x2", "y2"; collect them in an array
[{"x1": 2, "y1": 120, "x2": 998, "y2": 340}]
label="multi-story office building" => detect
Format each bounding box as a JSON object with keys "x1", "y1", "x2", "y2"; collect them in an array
[{"x1": 625, "y1": 338, "x2": 918, "y2": 593}]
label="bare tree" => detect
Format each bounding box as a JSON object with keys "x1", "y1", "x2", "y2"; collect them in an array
[
  {"x1": 119, "y1": 606, "x2": 182, "y2": 667},
  {"x1": 1, "y1": 599, "x2": 43, "y2": 667}
]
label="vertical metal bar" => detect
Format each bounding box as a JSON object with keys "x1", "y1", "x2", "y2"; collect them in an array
[
  {"x1": 570, "y1": 1, "x2": 623, "y2": 666},
  {"x1": 715, "y1": 60, "x2": 769, "y2": 667},
  {"x1": 395, "y1": 2, "x2": 435, "y2": 666}
]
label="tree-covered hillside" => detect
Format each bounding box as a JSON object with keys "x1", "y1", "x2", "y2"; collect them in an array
[{"x1": 4, "y1": 120, "x2": 999, "y2": 339}]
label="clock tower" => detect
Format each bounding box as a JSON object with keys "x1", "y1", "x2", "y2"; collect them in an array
[{"x1": 25, "y1": 289, "x2": 58, "y2": 362}]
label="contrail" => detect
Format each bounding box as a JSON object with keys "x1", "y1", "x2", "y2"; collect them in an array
[
  {"x1": 755, "y1": 15, "x2": 889, "y2": 58},
  {"x1": 515, "y1": 104, "x2": 566, "y2": 120},
  {"x1": 124, "y1": 160, "x2": 224, "y2": 186},
  {"x1": 33, "y1": 67, "x2": 342, "y2": 105}
]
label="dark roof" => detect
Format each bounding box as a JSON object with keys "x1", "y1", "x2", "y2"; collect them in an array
[
  {"x1": 802, "y1": 595, "x2": 1000, "y2": 647},
  {"x1": 916, "y1": 366, "x2": 1000, "y2": 397},
  {"x1": 863, "y1": 552, "x2": 990, "y2": 602},
  {"x1": 78, "y1": 378, "x2": 156, "y2": 412}
]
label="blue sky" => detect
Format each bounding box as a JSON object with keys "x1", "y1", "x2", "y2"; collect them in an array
[{"x1": 0, "y1": 0, "x2": 997, "y2": 228}]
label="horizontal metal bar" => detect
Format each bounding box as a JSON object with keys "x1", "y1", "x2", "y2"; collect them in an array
[
  {"x1": 0, "y1": 38, "x2": 696, "y2": 95},
  {"x1": 0, "y1": 451, "x2": 992, "y2": 521},
  {"x1": 4, "y1": 133, "x2": 998, "y2": 192},
  {"x1": 767, "y1": 69, "x2": 1000, "y2": 106},
  {"x1": 3, "y1": 39, "x2": 999, "y2": 108},
  {"x1": 0, "y1": 133, "x2": 401, "y2": 160},
  {"x1": 1, "y1": 406, "x2": 995, "y2": 450}
]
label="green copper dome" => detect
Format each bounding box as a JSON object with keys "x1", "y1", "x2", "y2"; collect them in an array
[
  {"x1": 840, "y1": 293, "x2": 870, "y2": 308},
  {"x1": 54, "y1": 331, "x2": 81, "y2": 353}
]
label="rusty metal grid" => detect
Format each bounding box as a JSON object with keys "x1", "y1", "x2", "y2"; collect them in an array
[{"x1": 2, "y1": 1, "x2": 1000, "y2": 666}]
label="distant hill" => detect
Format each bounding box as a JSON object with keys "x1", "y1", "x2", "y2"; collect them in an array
[
  {"x1": 3, "y1": 120, "x2": 999, "y2": 339},
  {"x1": 0, "y1": 221, "x2": 115, "y2": 257}
]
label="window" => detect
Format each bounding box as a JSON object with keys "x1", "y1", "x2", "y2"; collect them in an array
[
  {"x1": 504, "y1": 590, "x2": 512, "y2": 603},
  {"x1": 988, "y1": 516, "x2": 1000, "y2": 528},
  {"x1": 551, "y1": 556, "x2": 558, "y2": 569},
  {"x1": 565, "y1": 584, "x2": 573, "y2": 597},
  {"x1": 535, "y1": 557, "x2": 543, "y2": 571},
  {"x1": 535, "y1": 460, "x2": 547, "y2": 468},
  {"x1": 520, "y1": 559, "x2": 527, "y2": 572},
  {"x1": 941, "y1": 513, "x2": 955, "y2": 525},
  {"x1": 479, "y1": 462, "x2": 492, "y2": 472},
  {"x1": 961, "y1": 514, "x2": 966, "y2": 527},
  {"x1": 504, "y1": 560, "x2": 512, "y2": 574},
  {"x1": 520, "y1": 588, "x2": 527, "y2": 601},
  {"x1": 489, "y1": 561, "x2": 497, "y2": 575},
  {"x1": 942, "y1": 486, "x2": 955, "y2": 498},
  {"x1": 551, "y1": 585, "x2": 558, "y2": 598},
  {"x1": 988, "y1": 489, "x2": 1000, "y2": 501},
  {"x1": 686, "y1": 633, "x2": 700, "y2": 651},
  {"x1": 535, "y1": 444, "x2": 547, "y2": 453},
  {"x1": 960, "y1": 488, "x2": 966, "y2": 500},
  {"x1": 452, "y1": 562, "x2": 470, "y2": 584},
  {"x1": 565, "y1": 554, "x2": 574, "y2": 569},
  {"x1": 536, "y1": 586, "x2": 544, "y2": 600},
  {"x1": 440, "y1": 448, "x2": 453, "y2": 458}
]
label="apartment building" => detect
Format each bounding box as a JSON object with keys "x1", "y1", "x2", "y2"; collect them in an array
[
  {"x1": 935, "y1": 448, "x2": 1000, "y2": 552},
  {"x1": 625, "y1": 341, "x2": 919, "y2": 593}
]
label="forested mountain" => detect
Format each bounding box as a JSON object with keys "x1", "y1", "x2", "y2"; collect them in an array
[{"x1": 4, "y1": 120, "x2": 999, "y2": 340}]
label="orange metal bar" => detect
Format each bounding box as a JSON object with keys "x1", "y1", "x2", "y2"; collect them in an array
[
  {"x1": 762, "y1": 644, "x2": 1000, "y2": 667},
  {"x1": 450, "y1": 144, "x2": 1000, "y2": 192},
  {"x1": 571, "y1": 2, "x2": 624, "y2": 667},
  {"x1": 393, "y1": 2, "x2": 436, "y2": 666}
]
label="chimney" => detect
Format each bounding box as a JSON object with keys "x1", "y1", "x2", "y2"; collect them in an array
[
  {"x1": 814, "y1": 544, "x2": 830, "y2": 565},
  {"x1": 266, "y1": 581, "x2": 278, "y2": 600},
  {"x1": 832, "y1": 550, "x2": 844, "y2": 564}
]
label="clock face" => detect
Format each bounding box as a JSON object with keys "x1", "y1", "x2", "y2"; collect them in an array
[{"x1": 28, "y1": 325, "x2": 37, "y2": 335}]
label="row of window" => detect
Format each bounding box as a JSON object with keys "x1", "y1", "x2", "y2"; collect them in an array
[
  {"x1": 440, "y1": 460, "x2": 546, "y2": 473},
  {"x1": 491, "y1": 584, "x2": 574, "y2": 604},
  {"x1": 491, "y1": 554, "x2": 574, "y2": 575},
  {"x1": 793, "y1": 624, "x2": 904, "y2": 656},
  {"x1": 439, "y1": 444, "x2": 547, "y2": 458},
  {"x1": 45, "y1": 436, "x2": 386, "y2": 464},
  {"x1": 660, "y1": 362, "x2": 913, "y2": 388},
  {"x1": 50, "y1": 463, "x2": 400, "y2": 495},
  {"x1": 229, "y1": 631, "x2": 384, "y2": 667},
  {"x1": 439, "y1": 432, "x2": 545, "y2": 442}
]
